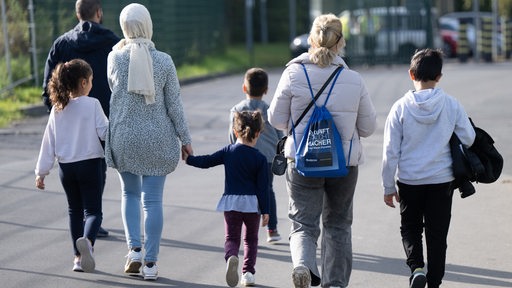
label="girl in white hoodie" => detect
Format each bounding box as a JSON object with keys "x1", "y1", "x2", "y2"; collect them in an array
[{"x1": 35, "y1": 59, "x2": 108, "y2": 273}]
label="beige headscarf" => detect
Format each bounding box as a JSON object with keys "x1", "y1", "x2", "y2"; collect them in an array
[{"x1": 114, "y1": 3, "x2": 156, "y2": 104}]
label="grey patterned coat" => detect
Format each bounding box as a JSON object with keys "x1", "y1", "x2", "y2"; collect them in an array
[{"x1": 106, "y1": 46, "x2": 191, "y2": 176}]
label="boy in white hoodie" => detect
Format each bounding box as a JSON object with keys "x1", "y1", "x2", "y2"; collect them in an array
[{"x1": 381, "y1": 48, "x2": 475, "y2": 288}]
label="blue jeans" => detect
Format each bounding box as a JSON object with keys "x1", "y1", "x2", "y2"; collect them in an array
[
  {"x1": 266, "y1": 163, "x2": 278, "y2": 231},
  {"x1": 287, "y1": 165, "x2": 358, "y2": 288},
  {"x1": 59, "y1": 158, "x2": 104, "y2": 256},
  {"x1": 119, "y1": 172, "x2": 166, "y2": 263}
]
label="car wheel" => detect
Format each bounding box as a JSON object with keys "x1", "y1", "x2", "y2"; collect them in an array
[{"x1": 443, "y1": 41, "x2": 455, "y2": 58}]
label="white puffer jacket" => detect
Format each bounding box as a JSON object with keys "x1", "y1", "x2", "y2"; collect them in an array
[{"x1": 268, "y1": 53, "x2": 377, "y2": 166}]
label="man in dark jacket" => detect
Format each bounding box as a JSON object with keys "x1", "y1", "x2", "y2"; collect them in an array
[
  {"x1": 42, "y1": 0, "x2": 120, "y2": 237},
  {"x1": 42, "y1": 0, "x2": 119, "y2": 117}
]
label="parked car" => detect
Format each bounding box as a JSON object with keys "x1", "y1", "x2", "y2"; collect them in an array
[
  {"x1": 440, "y1": 12, "x2": 502, "y2": 57},
  {"x1": 439, "y1": 17, "x2": 459, "y2": 57},
  {"x1": 290, "y1": 33, "x2": 309, "y2": 58}
]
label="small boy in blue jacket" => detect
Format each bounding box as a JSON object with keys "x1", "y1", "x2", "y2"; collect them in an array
[{"x1": 229, "y1": 68, "x2": 284, "y2": 244}]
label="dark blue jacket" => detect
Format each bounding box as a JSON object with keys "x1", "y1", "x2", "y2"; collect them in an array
[
  {"x1": 42, "y1": 21, "x2": 120, "y2": 117},
  {"x1": 186, "y1": 143, "x2": 270, "y2": 214}
]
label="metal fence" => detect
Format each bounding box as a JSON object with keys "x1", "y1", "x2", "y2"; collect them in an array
[
  {"x1": 289, "y1": 0, "x2": 441, "y2": 66},
  {"x1": 1, "y1": 0, "x2": 312, "y2": 92},
  {"x1": 35, "y1": 0, "x2": 226, "y2": 70},
  {"x1": 0, "y1": 0, "x2": 228, "y2": 93},
  {"x1": 341, "y1": 0, "x2": 440, "y2": 65},
  {"x1": 2, "y1": 0, "x2": 508, "y2": 93}
]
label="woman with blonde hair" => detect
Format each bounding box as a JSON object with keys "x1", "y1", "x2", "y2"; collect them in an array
[
  {"x1": 307, "y1": 14, "x2": 346, "y2": 67},
  {"x1": 106, "y1": 3, "x2": 192, "y2": 281},
  {"x1": 268, "y1": 14, "x2": 377, "y2": 288}
]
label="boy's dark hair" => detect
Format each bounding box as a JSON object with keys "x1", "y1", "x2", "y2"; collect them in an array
[
  {"x1": 410, "y1": 48, "x2": 444, "y2": 82},
  {"x1": 49, "y1": 59, "x2": 93, "y2": 111},
  {"x1": 244, "y1": 68, "x2": 268, "y2": 97},
  {"x1": 233, "y1": 111, "x2": 264, "y2": 142},
  {"x1": 76, "y1": 0, "x2": 101, "y2": 21}
]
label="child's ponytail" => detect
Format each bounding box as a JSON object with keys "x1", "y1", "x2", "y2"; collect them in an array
[
  {"x1": 233, "y1": 111, "x2": 264, "y2": 142},
  {"x1": 48, "y1": 59, "x2": 93, "y2": 111}
]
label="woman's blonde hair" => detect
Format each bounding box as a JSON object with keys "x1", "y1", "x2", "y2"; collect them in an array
[{"x1": 308, "y1": 14, "x2": 346, "y2": 67}]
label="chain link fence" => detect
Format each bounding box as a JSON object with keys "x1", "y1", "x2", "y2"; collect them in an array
[
  {"x1": 6, "y1": 1, "x2": 507, "y2": 93},
  {"x1": 35, "y1": 0, "x2": 226, "y2": 73},
  {"x1": 1, "y1": 0, "x2": 311, "y2": 93}
]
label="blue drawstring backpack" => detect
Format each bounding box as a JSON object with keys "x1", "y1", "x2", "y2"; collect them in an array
[{"x1": 293, "y1": 64, "x2": 352, "y2": 177}]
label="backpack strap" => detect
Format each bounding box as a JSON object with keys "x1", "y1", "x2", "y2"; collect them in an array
[
  {"x1": 301, "y1": 63, "x2": 353, "y2": 167},
  {"x1": 323, "y1": 67, "x2": 343, "y2": 105},
  {"x1": 301, "y1": 63, "x2": 343, "y2": 105},
  {"x1": 289, "y1": 64, "x2": 343, "y2": 135}
]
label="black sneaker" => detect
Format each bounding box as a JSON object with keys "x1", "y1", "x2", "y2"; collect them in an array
[
  {"x1": 409, "y1": 268, "x2": 427, "y2": 288},
  {"x1": 97, "y1": 226, "x2": 109, "y2": 238}
]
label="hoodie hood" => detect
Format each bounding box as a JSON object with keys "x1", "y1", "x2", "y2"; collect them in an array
[
  {"x1": 404, "y1": 88, "x2": 446, "y2": 124},
  {"x1": 68, "y1": 21, "x2": 120, "y2": 53}
]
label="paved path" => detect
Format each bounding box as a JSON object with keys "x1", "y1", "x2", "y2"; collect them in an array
[{"x1": 1, "y1": 61, "x2": 511, "y2": 287}]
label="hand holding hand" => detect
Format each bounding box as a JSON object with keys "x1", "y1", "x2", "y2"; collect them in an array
[{"x1": 182, "y1": 144, "x2": 193, "y2": 161}]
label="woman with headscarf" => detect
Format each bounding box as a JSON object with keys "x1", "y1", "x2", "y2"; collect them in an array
[
  {"x1": 268, "y1": 14, "x2": 377, "y2": 288},
  {"x1": 105, "y1": 3, "x2": 193, "y2": 281}
]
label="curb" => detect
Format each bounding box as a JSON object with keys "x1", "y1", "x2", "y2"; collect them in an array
[
  {"x1": 21, "y1": 104, "x2": 48, "y2": 117},
  {"x1": 17, "y1": 71, "x2": 239, "y2": 120}
]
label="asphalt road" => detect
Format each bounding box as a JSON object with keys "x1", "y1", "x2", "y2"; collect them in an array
[{"x1": 1, "y1": 61, "x2": 511, "y2": 288}]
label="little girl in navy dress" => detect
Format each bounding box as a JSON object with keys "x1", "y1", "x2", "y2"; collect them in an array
[{"x1": 184, "y1": 111, "x2": 270, "y2": 287}]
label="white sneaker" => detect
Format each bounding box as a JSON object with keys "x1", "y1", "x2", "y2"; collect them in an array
[
  {"x1": 76, "y1": 237, "x2": 95, "y2": 272},
  {"x1": 142, "y1": 263, "x2": 158, "y2": 280},
  {"x1": 124, "y1": 249, "x2": 142, "y2": 274},
  {"x1": 241, "y1": 272, "x2": 255, "y2": 286},
  {"x1": 225, "y1": 256, "x2": 239, "y2": 287},
  {"x1": 292, "y1": 265, "x2": 311, "y2": 288},
  {"x1": 72, "y1": 257, "x2": 83, "y2": 272},
  {"x1": 267, "y1": 230, "x2": 282, "y2": 243}
]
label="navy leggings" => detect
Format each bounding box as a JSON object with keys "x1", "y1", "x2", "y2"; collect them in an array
[{"x1": 59, "y1": 158, "x2": 104, "y2": 256}]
